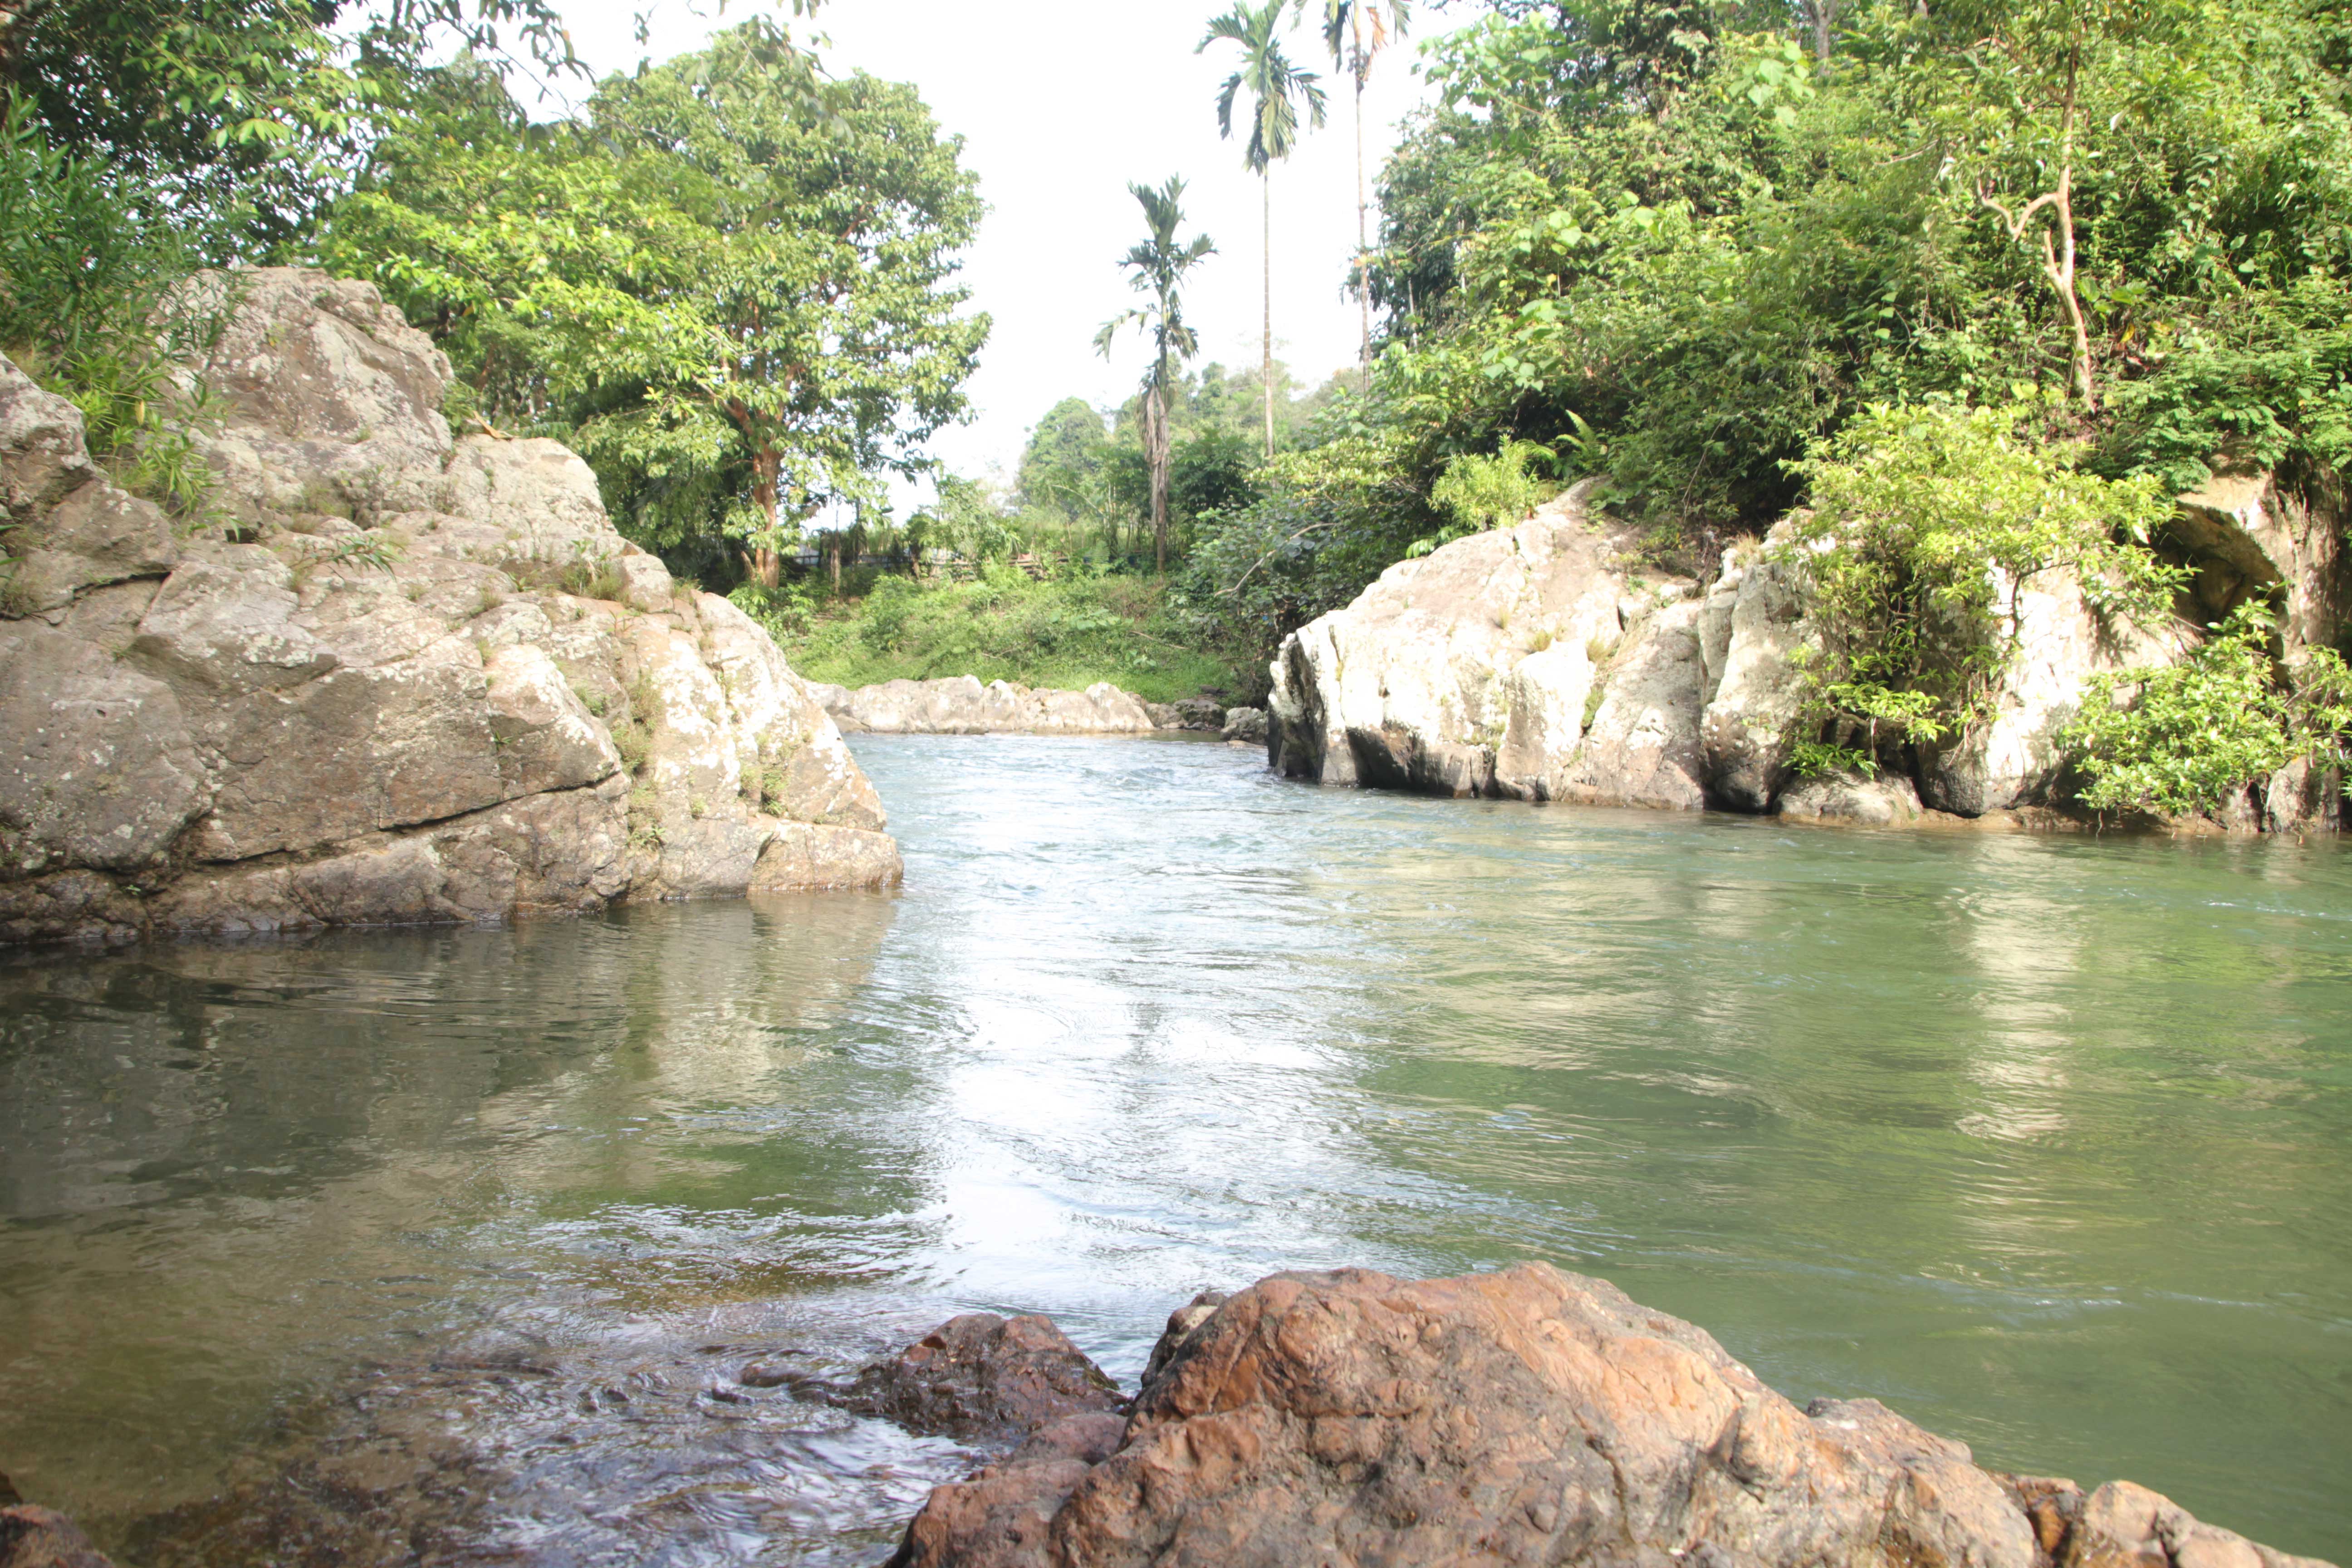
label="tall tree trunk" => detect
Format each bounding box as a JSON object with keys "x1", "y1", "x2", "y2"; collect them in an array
[
  {"x1": 1262, "y1": 171, "x2": 1275, "y2": 461},
  {"x1": 1354, "y1": 15, "x2": 1372, "y2": 395},
  {"x1": 1978, "y1": 54, "x2": 2095, "y2": 408},
  {"x1": 745, "y1": 445, "x2": 784, "y2": 592},
  {"x1": 1147, "y1": 381, "x2": 1171, "y2": 575},
  {"x1": 1804, "y1": 0, "x2": 1836, "y2": 68}
]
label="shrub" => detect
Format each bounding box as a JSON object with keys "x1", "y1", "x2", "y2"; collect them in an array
[
  {"x1": 1412, "y1": 440, "x2": 1555, "y2": 557},
  {"x1": 2064, "y1": 604, "x2": 2352, "y2": 817},
  {"x1": 0, "y1": 97, "x2": 224, "y2": 521},
  {"x1": 1782, "y1": 400, "x2": 2181, "y2": 774}
]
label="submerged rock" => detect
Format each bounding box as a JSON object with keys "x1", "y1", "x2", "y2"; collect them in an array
[
  {"x1": 0, "y1": 1507, "x2": 116, "y2": 1568},
  {"x1": 883, "y1": 1265, "x2": 2336, "y2": 1568},
  {"x1": 0, "y1": 268, "x2": 897, "y2": 947},
  {"x1": 816, "y1": 676, "x2": 1155, "y2": 736},
  {"x1": 842, "y1": 1311, "x2": 1124, "y2": 1440},
  {"x1": 1778, "y1": 768, "x2": 1926, "y2": 827}
]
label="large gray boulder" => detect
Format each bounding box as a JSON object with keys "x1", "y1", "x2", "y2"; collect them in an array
[
  {"x1": 1264, "y1": 482, "x2": 1643, "y2": 799},
  {"x1": 1915, "y1": 563, "x2": 2188, "y2": 817},
  {"x1": 1697, "y1": 528, "x2": 1817, "y2": 812},
  {"x1": 886, "y1": 1266, "x2": 2336, "y2": 1568},
  {"x1": 0, "y1": 267, "x2": 898, "y2": 947},
  {"x1": 1557, "y1": 599, "x2": 1710, "y2": 810}
]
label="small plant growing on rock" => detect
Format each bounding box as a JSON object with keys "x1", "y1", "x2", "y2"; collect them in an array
[
  {"x1": 1782, "y1": 399, "x2": 2182, "y2": 776},
  {"x1": 1408, "y1": 441, "x2": 1556, "y2": 559},
  {"x1": 326, "y1": 534, "x2": 402, "y2": 572}
]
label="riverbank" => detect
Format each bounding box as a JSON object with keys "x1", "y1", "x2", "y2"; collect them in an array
[{"x1": 739, "y1": 571, "x2": 1242, "y2": 707}]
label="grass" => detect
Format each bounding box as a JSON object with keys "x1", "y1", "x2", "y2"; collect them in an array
[{"x1": 742, "y1": 566, "x2": 1240, "y2": 704}]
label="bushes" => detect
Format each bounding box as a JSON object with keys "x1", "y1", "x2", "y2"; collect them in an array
[
  {"x1": 1781, "y1": 400, "x2": 2180, "y2": 774},
  {"x1": 2065, "y1": 604, "x2": 2352, "y2": 816},
  {"x1": 0, "y1": 97, "x2": 222, "y2": 521},
  {"x1": 755, "y1": 570, "x2": 1239, "y2": 703},
  {"x1": 1411, "y1": 441, "x2": 1558, "y2": 557}
]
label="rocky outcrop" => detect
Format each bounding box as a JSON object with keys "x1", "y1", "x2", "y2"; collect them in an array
[
  {"x1": 0, "y1": 268, "x2": 898, "y2": 947},
  {"x1": 815, "y1": 676, "x2": 1156, "y2": 736},
  {"x1": 1265, "y1": 475, "x2": 2346, "y2": 833},
  {"x1": 1265, "y1": 481, "x2": 1694, "y2": 806},
  {"x1": 2170, "y1": 470, "x2": 2348, "y2": 659},
  {"x1": 883, "y1": 1266, "x2": 2335, "y2": 1568}
]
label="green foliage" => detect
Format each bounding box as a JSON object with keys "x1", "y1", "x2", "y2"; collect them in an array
[
  {"x1": 322, "y1": 28, "x2": 985, "y2": 572},
  {"x1": 0, "y1": 0, "x2": 644, "y2": 253},
  {"x1": 1360, "y1": 0, "x2": 2352, "y2": 536},
  {"x1": 765, "y1": 571, "x2": 1238, "y2": 703},
  {"x1": 1415, "y1": 439, "x2": 1554, "y2": 554},
  {"x1": 0, "y1": 98, "x2": 225, "y2": 521},
  {"x1": 2066, "y1": 603, "x2": 2352, "y2": 815},
  {"x1": 1783, "y1": 399, "x2": 2182, "y2": 770}
]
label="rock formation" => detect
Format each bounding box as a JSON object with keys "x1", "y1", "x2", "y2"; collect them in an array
[
  {"x1": 881, "y1": 1265, "x2": 2336, "y2": 1568},
  {"x1": 840, "y1": 1311, "x2": 1126, "y2": 1439},
  {"x1": 0, "y1": 1506, "x2": 115, "y2": 1568},
  {"x1": 1264, "y1": 476, "x2": 2347, "y2": 832},
  {"x1": 0, "y1": 268, "x2": 898, "y2": 947},
  {"x1": 1265, "y1": 480, "x2": 1691, "y2": 804},
  {"x1": 813, "y1": 675, "x2": 1159, "y2": 736}
]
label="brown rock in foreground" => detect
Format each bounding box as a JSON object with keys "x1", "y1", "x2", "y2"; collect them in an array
[
  {"x1": 0, "y1": 1507, "x2": 116, "y2": 1568},
  {"x1": 887, "y1": 1264, "x2": 2337, "y2": 1568},
  {"x1": 843, "y1": 1311, "x2": 1124, "y2": 1439}
]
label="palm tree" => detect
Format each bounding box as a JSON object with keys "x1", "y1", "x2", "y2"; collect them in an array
[
  {"x1": 1095, "y1": 176, "x2": 1216, "y2": 574},
  {"x1": 1199, "y1": 0, "x2": 1326, "y2": 459},
  {"x1": 1298, "y1": 0, "x2": 1409, "y2": 392}
]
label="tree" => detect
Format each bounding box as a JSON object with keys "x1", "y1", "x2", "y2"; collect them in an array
[
  {"x1": 1199, "y1": 0, "x2": 1327, "y2": 459},
  {"x1": 1095, "y1": 176, "x2": 1216, "y2": 573},
  {"x1": 324, "y1": 25, "x2": 987, "y2": 589},
  {"x1": 1296, "y1": 0, "x2": 1409, "y2": 391}
]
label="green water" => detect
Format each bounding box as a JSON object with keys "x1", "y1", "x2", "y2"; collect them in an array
[{"x1": 1, "y1": 735, "x2": 2346, "y2": 1563}]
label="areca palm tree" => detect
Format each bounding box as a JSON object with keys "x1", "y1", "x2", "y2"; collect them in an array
[
  {"x1": 1199, "y1": 0, "x2": 1326, "y2": 459},
  {"x1": 1298, "y1": 0, "x2": 1409, "y2": 392},
  {"x1": 1095, "y1": 176, "x2": 1216, "y2": 573}
]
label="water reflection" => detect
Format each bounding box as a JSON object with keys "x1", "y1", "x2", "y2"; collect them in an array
[
  {"x1": 0, "y1": 893, "x2": 901, "y2": 1525},
  {"x1": 0, "y1": 737, "x2": 2345, "y2": 1563}
]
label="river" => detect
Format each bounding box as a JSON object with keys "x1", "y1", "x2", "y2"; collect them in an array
[{"x1": 2, "y1": 735, "x2": 2347, "y2": 1564}]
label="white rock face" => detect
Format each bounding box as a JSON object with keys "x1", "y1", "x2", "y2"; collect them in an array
[
  {"x1": 1698, "y1": 527, "x2": 1815, "y2": 812},
  {"x1": 1559, "y1": 601, "x2": 1710, "y2": 811},
  {"x1": 0, "y1": 267, "x2": 898, "y2": 947},
  {"x1": 818, "y1": 675, "x2": 1156, "y2": 735},
  {"x1": 1266, "y1": 484, "x2": 1634, "y2": 798},
  {"x1": 1916, "y1": 564, "x2": 2187, "y2": 817}
]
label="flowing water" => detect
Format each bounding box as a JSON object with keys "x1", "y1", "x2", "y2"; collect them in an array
[{"x1": 2, "y1": 735, "x2": 2348, "y2": 1564}]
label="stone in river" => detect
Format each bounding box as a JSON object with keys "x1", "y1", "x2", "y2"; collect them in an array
[
  {"x1": 0, "y1": 1507, "x2": 118, "y2": 1568},
  {"x1": 842, "y1": 1311, "x2": 1123, "y2": 1439},
  {"x1": 882, "y1": 1264, "x2": 2338, "y2": 1568}
]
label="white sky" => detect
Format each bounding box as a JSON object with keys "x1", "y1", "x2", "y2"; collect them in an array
[{"x1": 531, "y1": 0, "x2": 1465, "y2": 513}]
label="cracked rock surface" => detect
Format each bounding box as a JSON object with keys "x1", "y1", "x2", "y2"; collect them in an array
[{"x1": 0, "y1": 267, "x2": 898, "y2": 947}]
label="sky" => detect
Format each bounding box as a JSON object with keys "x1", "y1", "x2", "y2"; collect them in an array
[{"x1": 528, "y1": 0, "x2": 1466, "y2": 513}]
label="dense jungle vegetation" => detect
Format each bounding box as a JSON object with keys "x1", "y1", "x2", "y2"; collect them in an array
[{"x1": 2, "y1": 0, "x2": 2348, "y2": 806}]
